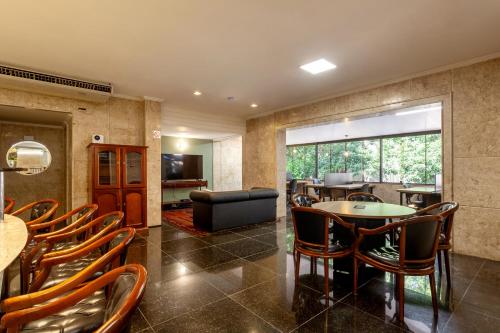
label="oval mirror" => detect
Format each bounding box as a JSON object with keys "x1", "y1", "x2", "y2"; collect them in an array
[{"x1": 6, "y1": 141, "x2": 52, "y2": 175}]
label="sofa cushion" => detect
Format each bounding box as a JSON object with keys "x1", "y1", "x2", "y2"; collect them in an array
[
  {"x1": 248, "y1": 188, "x2": 279, "y2": 200},
  {"x1": 190, "y1": 190, "x2": 250, "y2": 203}
]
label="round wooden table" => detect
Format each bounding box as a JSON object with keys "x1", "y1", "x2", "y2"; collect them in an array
[
  {"x1": 312, "y1": 201, "x2": 416, "y2": 219},
  {"x1": 0, "y1": 214, "x2": 28, "y2": 272}
]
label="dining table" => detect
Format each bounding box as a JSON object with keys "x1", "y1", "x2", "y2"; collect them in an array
[
  {"x1": 312, "y1": 201, "x2": 416, "y2": 271},
  {"x1": 0, "y1": 213, "x2": 28, "y2": 297},
  {"x1": 396, "y1": 186, "x2": 441, "y2": 206},
  {"x1": 306, "y1": 183, "x2": 375, "y2": 200}
]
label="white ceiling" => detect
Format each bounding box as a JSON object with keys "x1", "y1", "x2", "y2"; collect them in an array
[
  {"x1": 1, "y1": 1, "x2": 500, "y2": 120},
  {"x1": 286, "y1": 103, "x2": 442, "y2": 145}
]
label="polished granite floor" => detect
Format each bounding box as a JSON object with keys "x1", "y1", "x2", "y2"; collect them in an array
[{"x1": 127, "y1": 212, "x2": 500, "y2": 333}]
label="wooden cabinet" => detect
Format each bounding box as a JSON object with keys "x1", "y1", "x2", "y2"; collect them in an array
[{"x1": 89, "y1": 144, "x2": 147, "y2": 230}]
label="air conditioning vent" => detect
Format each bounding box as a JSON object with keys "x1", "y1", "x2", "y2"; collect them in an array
[
  {"x1": 0, "y1": 65, "x2": 112, "y2": 93},
  {"x1": 0, "y1": 64, "x2": 113, "y2": 103}
]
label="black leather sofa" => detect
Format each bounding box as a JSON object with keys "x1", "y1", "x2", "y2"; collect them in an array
[{"x1": 189, "y1": 188, "x2": 279, "y2": 232}]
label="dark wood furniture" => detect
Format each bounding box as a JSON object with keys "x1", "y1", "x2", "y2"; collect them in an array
[
  {"x1": 292, "y1": 207, "x2": 355, "y2": 304},
  {"x1": 12, "y1": 199, "x2": 60, "y2": 227},
  {"x1": 1, "y1": 264, "x2": 147, "y2": 333},
  {"x1": 353, "y1": 215, "x2": 443, "y2": 321},
  {"x1": 346, "y1": 192, "x2": 384, "y2": 203},
  {"x1": 161, "y1": 179, "x2": 208, "y2": 207},
  {"x1": 3, "y1": 197, "x2": 15, "y2": 214},
  {"x1": 416, "y1": 202, "x2": 459, "y2": 285},
  {"x1": 89, "y1": 143, "x2": 147, "y2": 231},
  {"x1": 306, "y1": 183, "x2": 375, "y2": 201},
  {"x1": 21, "y1": 212, "x2": 124, "y2": 293},
  {"x1": 396, "y1": 187, "x2": 441, "y2": 207}
]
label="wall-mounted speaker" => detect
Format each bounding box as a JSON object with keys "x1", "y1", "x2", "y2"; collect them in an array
[{"x1": 92, "y1": 134, "x2": 104, "y2": 144}]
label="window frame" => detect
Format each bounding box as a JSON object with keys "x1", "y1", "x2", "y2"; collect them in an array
[{"x1": 286, "y1": 129, "x2": 441, "y2": 185}]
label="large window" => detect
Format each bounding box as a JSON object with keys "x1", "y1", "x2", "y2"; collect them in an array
[
  {"x1": 286, "y1": 144, "x2": 316, "y2": 179},
  {"x1": 286, "y1": 132, "x2": 441, "y2": 184}
]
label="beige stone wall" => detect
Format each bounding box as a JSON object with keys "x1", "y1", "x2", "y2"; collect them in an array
[
  {"x1": 243, "y1": 57, "x2": 500, "y2": 261},
  {"x1": 0, "y1": 87, "x2": 162, "y2": 227},
  {"x1": 0, "y1": 122, "x2": 66, "y2": 214},
  {"x1": 213, "y1": 135, "x2": 243, "y2": 191},
  {"x1": 144, "y1": 100, "x2": 162, "y2": 227}
]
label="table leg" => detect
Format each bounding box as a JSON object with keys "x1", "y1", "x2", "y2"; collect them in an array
[{"x1": 400, "y1": 192, "x2": 403, "y2": 206}]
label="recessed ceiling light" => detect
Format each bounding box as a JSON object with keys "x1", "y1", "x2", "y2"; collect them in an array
[
  {"x1": 193, "y1": 91, "x2": 202, "y2": 96},
  {"x1": 250, "y1": 103, "x2": 259, "y2": 108},
  {"x1": 300, "y1": 58, "x2": 336, "y2": 75}
]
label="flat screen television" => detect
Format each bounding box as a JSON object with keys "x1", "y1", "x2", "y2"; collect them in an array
[{"x1": 161, "y1": 154, "x2": 203, "y2": 180}]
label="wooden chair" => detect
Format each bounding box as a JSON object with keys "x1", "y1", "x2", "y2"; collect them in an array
[
  {"x1": 416, "y1": 202, "x2": 459, "y2": 284},
  {"x1": 0, "y1": 264, "x2": 147, "y2": 333},
  {"x1": 4, "y1": 197, "x2": 15, "y2": 214},
  {"x1": 292, "y1": 207, "x2": 355, "y2": 303},
  {"x1": 12, "y1": 199, "x2": 60, "y2": 227},
  {"x1": 26, "y1": 203, "x2": 98, "y2": 244},
  {"x1": 291, "y1": 193, "x2": 320, "y2": 207},
  {"x1": 21, "y1": 212, "x2": 124, "y2": 294},
  {"x1": 287, "y1": 179, "x2": 299, "y2": 203},
  {"x1": 28, "y1": 227, "x2": 135, "y2": 293},
  {"x1": 346, "y1": 192, "x2": 384, "y2": 203},
  {"x1": 353, "y1": 215, "x2": 443, "y2": 321}
]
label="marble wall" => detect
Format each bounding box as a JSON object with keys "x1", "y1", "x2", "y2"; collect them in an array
[
  {"x1": 0, "y1": 87, "x2": 162, "y2": 227},
  {"x1": 0, "y1": 122, "x2": 66, "y2": 213},
  {"x1": 213, "y1": 135, "x2": 243, "y2": 191},
  {"x1": 243, "y1": 57, "x2": 500, "y2": 261}
]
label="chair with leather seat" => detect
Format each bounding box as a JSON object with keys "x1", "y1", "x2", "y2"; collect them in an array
[
  {"x1": 0, "y1": 264, "x2": 147, "y2": 333},
  {"x1": 292, "y1": 207, "x2": 356, "y2": 303},
  {"x1": 28, "y1": 227, "x2": 135, "y2": 293},
  {"x1": 346, "y1": 192, "x2": 384, "y2": 203},
  {"x1": 12, "y1": 199, "x2": 60, "y2": 227},
  {"x1": 287, "y1": 179, "x2": 299, "y2": 203},
  {"x1": 353, "y1": 215, "x2": 443, "y2": 321},
  {"x1": 25, "y1": 204, "x2": 98, "y2": 247},
  {"x1": 291, "y1": 193, "x2": 319, "y2": 207},
  {"x1": 359, "y1": 183, "x2": 370, "y2": 193},
  {"x1": 4, "y1": 197, "x2": 15, "y2": 214},
  {"x1": 21, "y1": 212, "x2": 125, "y2": 294},
  {"x1": 415, "y1": 202, "x2": 459, "y2": 284}
]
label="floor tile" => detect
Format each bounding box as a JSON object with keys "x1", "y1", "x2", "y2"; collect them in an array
[
  {"x1": 444, "y1": 303, "x2": 500, "y2": 333},
  {"x1": 474, "y1": 259, "x2": 500, "y2": 287},
  {"x1": 294, "y1": 301, "x2": 403, "y2": 333},
  {"x1": 160, "y1": 237, "x2": 210, "y2": 255},
  {"x1": 230, "y1": 277, "x2": 327, "y2": 332},
  {"x1": 139, "y1": 274, "x2": 225, "y2": 326},
  {"x1": 343, "y1": 278, "x2": 455, "y2": 332},
  {"x1": 153, "y1": 297, "x2": 279, "y2": 333},
  {"x1": 195, "y1": 230, "x2": 246, "y2": 245},
  {"x1": 197, "y1": 258, "x2": 277, "y2": 295},
  {"x1": 217, "y1": 238, "x2": 275, "y2": 258},
  {"x1": 130, "y1": 309, "x2": 151, "y2": 333},
  {"x1": 231, "y1": 224, "x2": 277, "y2": 237},
  {"x1": 172, "y1": 246, "x2": 239, "y2": 272},
  {"x1": 460, "y1": 279, "x2": 500, "y2": 318}
]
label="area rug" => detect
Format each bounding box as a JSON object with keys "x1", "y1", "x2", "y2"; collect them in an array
[{"x1": 162, "y1": 208, "x2": 207, "y2": 236}]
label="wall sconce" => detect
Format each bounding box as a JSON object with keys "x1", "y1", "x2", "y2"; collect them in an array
[{"x1": 176, "y1": 139, "x2": 188, "y2": 151}]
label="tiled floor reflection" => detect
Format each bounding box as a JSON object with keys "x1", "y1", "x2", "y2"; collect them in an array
[{"x1": 127, "y1": 212, "x2": 500, "y2": 332}]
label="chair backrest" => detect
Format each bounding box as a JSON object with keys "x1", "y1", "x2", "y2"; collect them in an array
[
  {"x1": 0, "y1": 264, "x2": 147, "y2": 333},
  {"x1": 312, "y1": 178, "x2": 321, "y2": 184},
  {"x1": 419, "y1": 201, "x2": 459, "y2": 244},
  {"x1": 289, "y1": 179, "x2": 298, "y2": 193},
  {"x1": 292, "y1": 207, "x2": 354, "y2": 254},
  {"x1": 4, "y1": 197, "x2": 15, "y2": 214},
  {"x1": 291, "y1": 194, "x2": 318, "y2": 207},
  {"x1": 399, "y1": 215, "x2": 443, "y2": 265},
  {"x1": 29, "y1": 227, "x2": 135, "y2": 293},
  {"x1": 360, "y1": 183, "x2": 370, "y2": 193},
  {"x1": 346, "y1": 192, "x2": 384, "y2": 203},
  {"x1": 102, "y1": 265, "x2": 147, "y2": 331},
  {"x1": 12, "y1": 199, "x2": 60, "y2": 226}
]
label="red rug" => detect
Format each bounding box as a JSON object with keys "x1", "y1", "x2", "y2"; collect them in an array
[{"x1": 162, "y1": 208, "x2": 207, "y2": 236}]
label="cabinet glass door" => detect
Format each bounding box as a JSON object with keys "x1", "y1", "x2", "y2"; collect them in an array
[
  {"x1": 97, "y1": 148, "x2": 120, "y2": 188},
  {"x1": 123, "y1": 148, "x2": 145, "y2": 187}
]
